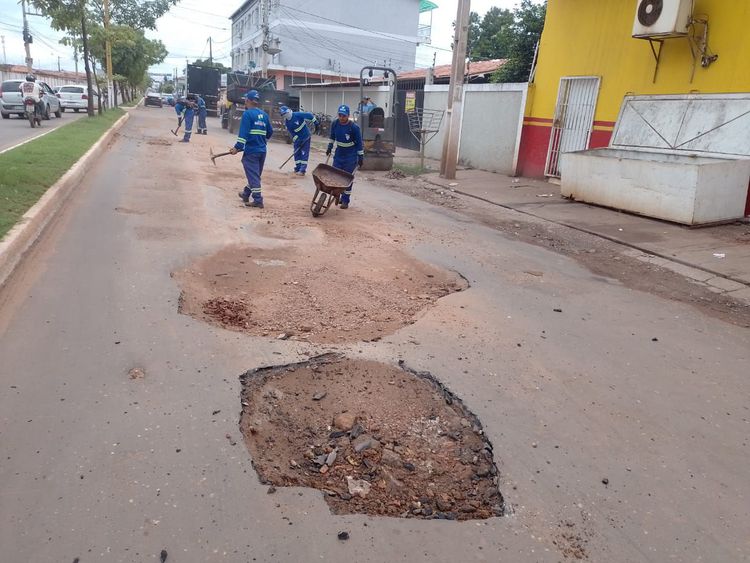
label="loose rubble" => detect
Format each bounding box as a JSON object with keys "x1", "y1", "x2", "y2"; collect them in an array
[{"x1": 239, "y1": 355, "x2": 504, "y2": 520}]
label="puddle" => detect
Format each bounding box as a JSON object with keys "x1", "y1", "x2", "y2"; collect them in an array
[{"x1": 239, "y1": 355, "x2": 504, "y2": 520}]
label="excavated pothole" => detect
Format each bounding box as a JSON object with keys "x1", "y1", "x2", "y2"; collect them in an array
[
  {"x1": 239, "y1": 355, "x2": 504, "y2": 520},
  {"x1": 174, "y1": 244, "x2": 467, "y2": 343}
]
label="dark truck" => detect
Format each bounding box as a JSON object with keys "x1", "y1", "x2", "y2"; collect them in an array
[
  {"x1": 222, "y1": 72, "x2": 299, "y2": 142},
  {"x1": 186, "y1": 64, "x2": 220, "y2": 117}
]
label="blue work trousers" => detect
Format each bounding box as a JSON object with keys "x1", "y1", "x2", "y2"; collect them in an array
[
  {"x1": 293, "y1": 137, "x2": 311, "y2": 173},
  {"x1": 332, "y1": 155, "x2": 357, "y2": 204},
  {"x1": 182, "y1": 110, "x2": 194, "y2": 141},
  {"x1": 241, "y1": 151, "x2": 267, "y2": 202},
  {"x1": 198, "y1": 107, "x2": 207, "y2": 133}
]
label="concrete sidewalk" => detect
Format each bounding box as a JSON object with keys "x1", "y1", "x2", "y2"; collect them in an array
[{"x1": 416, "y1": 168, "x2": 750, "y2": 301}]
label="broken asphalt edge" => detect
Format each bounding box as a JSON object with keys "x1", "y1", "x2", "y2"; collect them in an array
[
  {"x1": 420, "y1": 177, "x2": 750, "y2": 296},
  {"x1": 0, "y1": 112, "x2": 131, "y2": 292}
]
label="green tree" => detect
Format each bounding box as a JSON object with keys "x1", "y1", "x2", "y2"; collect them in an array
[
  {"x1": 469, "y1": 7, "x2": 514, "y2": 61},
  {"x1": 89, "y1": 25, "x2": 166, "y2": 104},
  {"x1": 493, "y1": 0, "x2": 547, "y2": 83},
  {"x1": 30, "y1": 0, "x2": 96, "y2": 116},
  {"x1": 160, "y1": 82, "x2": 175, "y2": 94},
  {"x1": 192, "y1": 58, "x2": 230, "y2": 73}
]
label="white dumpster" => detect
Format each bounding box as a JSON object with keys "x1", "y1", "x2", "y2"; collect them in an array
[{"x1": 561, "y1": 94, "x2": 750, "y2": 226}]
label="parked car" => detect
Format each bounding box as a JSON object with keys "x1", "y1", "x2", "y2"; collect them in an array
[
  {"x1": 145, "y1": 92, "x2": 163, "y2": 108},
  {"x1": 1, "y1": 79, "x2": 62, "y2": 119},
  {"x1": 56, "y1": 84, "x2": 99, "y2": 112}
]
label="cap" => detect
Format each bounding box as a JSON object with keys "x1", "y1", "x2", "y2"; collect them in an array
[
  {"x1": 279, "y1": 105, "x2": 291, "y2": 115},
  {"x1": 245, "y1": 89, "x2": 261, "y2": 101},
  {"x1": 337, "y1": 104, "x2": 350, "y2": 116}
]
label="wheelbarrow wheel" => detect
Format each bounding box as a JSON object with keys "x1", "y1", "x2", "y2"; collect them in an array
[{"x1": 312, "y1": 191, "x2": 327, "y2": 217}]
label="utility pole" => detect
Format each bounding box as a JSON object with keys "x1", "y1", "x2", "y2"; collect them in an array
[
  {"x1": 261, "y1": 0, "x2": 269, "y2": 78},
  {"x1": 21, "y1": 0, "x2": 33, "y2": 71},
  {"x1": 57, "y1": 56, "x2": 61, "y2": 71},
  {"x1": 208, "y1": 36, "x2": 213, "y2": 65},
  {"x1": 74, "y1": 44, "x2": 78, "y2": 74},
  {"x1": 1, "y1": 36, "x2": 6, "y2": 65},
  {"x1": 104, "y1": 0, "x2": 114, "y2": 106},
  {"x1": 439, "y1": 0, "x2": 470, "y2": 179}
]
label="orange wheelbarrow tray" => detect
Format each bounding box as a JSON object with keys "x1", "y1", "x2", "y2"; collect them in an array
[{"x1": 310, "y1": 163, "x2": 354, "y2": 217}]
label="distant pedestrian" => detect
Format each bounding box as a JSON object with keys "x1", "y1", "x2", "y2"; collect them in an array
[
  {"x1": 230, "y1": 90, "x2": 273, "y2": 208},
  {"x1": 280, "y1": 105, "x2": 319, "y2": 176},
  {"x1": 326, "y1": 104, "x2": 363, "y2": 209},
  {"x1": 196, "y1": 95, "x2": 208, "y2": 135},
  {"x1": 358, "y1": 96, "x2": 375, "y2": 113}
]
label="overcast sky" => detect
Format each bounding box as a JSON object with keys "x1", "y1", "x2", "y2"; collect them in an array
[{"x1": 0, "y1": 0, "x2": 540, "y2": 76}]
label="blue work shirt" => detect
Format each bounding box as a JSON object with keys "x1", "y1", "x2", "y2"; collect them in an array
[
  {"x1": 234, "y1": 107, "x2": 273, "y2": 154},
  {"x1": 175, "y1": 101, "x2": 193, "y2": 116},
  {"x1": 196, "y1": 96, "x2": 206, "y2": 110},
  {"x1": 330, "y1": 118, "x2": 363, "y2": 161},
  {"x1": 284, "y1": 111, "x2": 317, "y2": 143}
]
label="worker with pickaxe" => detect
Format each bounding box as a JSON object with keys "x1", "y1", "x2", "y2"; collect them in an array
[
  {"x1": 229, "y1": 90, "x2": 273, "y2": 209},
  {"x1": 174, "y1": 93, "x2": 198, "y2": 143},
  {"x1": 279, "y1": 105, "x2": 318, "y2": 176}
]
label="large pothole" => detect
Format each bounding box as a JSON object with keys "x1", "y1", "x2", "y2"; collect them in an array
[
  {"x1": 175, "y1": 244, "x2": 467, "y2": 343},
  {"x1": 239, "y1": 355, "x2": 504, "y2": 520}
]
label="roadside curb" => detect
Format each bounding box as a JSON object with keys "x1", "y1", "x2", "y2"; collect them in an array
[
  {"x1": 418, "y1": 177, "x2": 750, "y2": 304},
  {"x1": 0, "y1": 112, "x2": 131, "y2": 291}
]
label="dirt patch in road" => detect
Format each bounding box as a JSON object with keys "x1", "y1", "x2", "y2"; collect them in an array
[
  {"x1": 174, "y1": 243, "x2": 466, "y2": 343},
  {"x1": 239, "y1": 355, "x2": 504, "y2": 520}
]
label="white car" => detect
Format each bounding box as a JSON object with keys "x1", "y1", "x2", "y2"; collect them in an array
[
  {"x1": 1, "y1": 78, "x2": 62, "y2": 119},
  {"x1": 57, "y1": 84, "x2": 100, "y2": 112}
]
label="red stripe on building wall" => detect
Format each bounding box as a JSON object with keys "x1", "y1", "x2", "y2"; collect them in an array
[
  {"x1": 745, "y1": 180, "x2": 750, "y2": 217},
  {"x1": 593, "y1": 120, "x2": 616, "y2": 128},
  {"x1": 524, "y1": 116, "x2": 554, "y2": 124},
  {"x1": 516, "y1": 124, "x2": 614, "y2": 178},
  {"x1": 517, "y1": 123, "x2": 552, "y2": 178}
]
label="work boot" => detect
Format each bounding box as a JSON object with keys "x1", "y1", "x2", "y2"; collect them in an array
[
  {"x1": 245, "y1": 200, "x2": 264, "y2": 209},
  {"x1": 295, "y1": 171, "x2": 305, "y2": 177},
  {"x1": 238, "y1": 191, "x2": 249, "y2": 203},
  {"x1": 179, "y1": 139, "x2": 189, "y2": 143},
  {"x1": 340, "y1": 202, "x2": 349, "y2": 209}
]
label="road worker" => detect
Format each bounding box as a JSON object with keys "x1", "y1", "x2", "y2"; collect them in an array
[
  {"x1": 196, "y1": 95, "x2": 208, "y2": 135},
  {"x1": 326, "y1": 104, "x2": 363, "y2": 209},
  {"x1": 174, "y1": 93, "x2": 197, "y2": 142},
  {"x1": 279, "y1": 105, "x2": 319, "y2": 176},
  {"x1": 229, "y1": 90, "x2": 273, "y2": 208}
]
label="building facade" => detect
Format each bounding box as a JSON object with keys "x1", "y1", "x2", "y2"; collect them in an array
[
  {"x1": 517, "y1": 0, "x2": 750, "y2": 179},
  {"x1": 229, "y1": 0, "x2": 424, "y2": 89}
]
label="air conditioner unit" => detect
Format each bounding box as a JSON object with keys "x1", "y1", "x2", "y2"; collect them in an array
[{"x1": 632, "y1": 0, "x2": 692, "y2": 38}]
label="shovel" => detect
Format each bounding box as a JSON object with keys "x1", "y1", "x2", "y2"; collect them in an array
[
  {"x1": 278, "y1": 143, "x2": 304, "y2": 170},
  {"x1": 170, "y1": 115, "x2": 184, "y2": 136}
]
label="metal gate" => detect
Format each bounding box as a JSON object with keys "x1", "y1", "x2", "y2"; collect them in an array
[
  {"x1": 544, "y1": 76, "x2": 601, "y2": 178},
  {"x1": 396, "y1": 78, "x2": 425, "y2": 151}
]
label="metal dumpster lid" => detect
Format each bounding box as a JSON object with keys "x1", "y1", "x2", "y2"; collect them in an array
[{"x1": 610, "y1": 93, "x2": 750, "y2": 158}]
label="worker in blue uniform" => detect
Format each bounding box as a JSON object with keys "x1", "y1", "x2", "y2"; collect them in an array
[
  {"x1": 196, "y1": 95, "x2": 208, "y2": 135},
  {"x1": 326, "y1": 104, "x2": 363, "y2": 209},
  {"x1": 229, "y1": 90, "x2": 273, "y2": 208},
  {"x1": 174, "y1": 93, "x2": 197, "y2": 142},
  {"x1": 280, "y1": 105, "x2": 319, "y2": 176}
]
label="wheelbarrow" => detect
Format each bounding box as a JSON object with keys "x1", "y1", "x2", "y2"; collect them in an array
[{"x1": 310, "y1": 157, "x2": 354, "y2": 217}]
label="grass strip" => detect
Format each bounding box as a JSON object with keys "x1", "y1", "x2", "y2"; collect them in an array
[{"x1": 0, "y1": 109, "x2": 124, "y2": 239}]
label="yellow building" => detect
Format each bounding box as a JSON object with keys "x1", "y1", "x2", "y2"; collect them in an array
[{"x1": 517, "y1": 0, "x2": 750, "y2": 181}]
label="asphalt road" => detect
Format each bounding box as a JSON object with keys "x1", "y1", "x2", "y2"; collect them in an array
[
  {"x1": 0, "y1": 109, "x2": 86, "y2": 153},
  {"x1": 0, "y1": 107, "x2": 748, "y2": 562}
]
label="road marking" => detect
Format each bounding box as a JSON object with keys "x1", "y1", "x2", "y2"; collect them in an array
[{"x1": 0, "y1": 127, "x2": 57, "y2": 155}]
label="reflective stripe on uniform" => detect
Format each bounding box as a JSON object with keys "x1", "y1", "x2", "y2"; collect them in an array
[
  {"x1": 357, "y1": 150, "x2": 364, "y2": 156},
  {"x1": 250, "y1": 129, "x2": 267, "y2": 135},
  {"x1": 293, "y1": 135, "x2": 299, "y2": 141},
  {"x1": 236, "y1": 137, "x2": 246, "y2": 143},
  {"x1": 336, "y1": 141, "x2": 355, "y2": 148},
  {"x1": 294, "y1": 122, "x2": 306, "y2": 133}
]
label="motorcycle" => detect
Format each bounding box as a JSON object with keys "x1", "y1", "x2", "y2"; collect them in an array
[{"x1": 24, "y1": 97, "x2": 42, "y2": 128}]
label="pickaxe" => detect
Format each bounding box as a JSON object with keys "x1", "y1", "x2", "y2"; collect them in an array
[
  {"x1": 171, "y1": 114, "x2": 184, "y2": 136},
  {"x1": 210, "y1": 147, "x2": 234, "y2": 166}
]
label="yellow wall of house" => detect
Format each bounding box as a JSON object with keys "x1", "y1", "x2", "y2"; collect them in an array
[{"x1": 529, "y1": 0, "x2": 750, "y2": 123}]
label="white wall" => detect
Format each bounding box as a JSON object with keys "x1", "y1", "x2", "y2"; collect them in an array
[
  {"x1": 0, "y1": 69, "x2": 87, "y2": 89},
  {"x1": 300, "y1": 86, "x2": 393, "y2": 116},
  {"x1": 425, "y1": 83, "x2": 528, "y2": 175}
]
